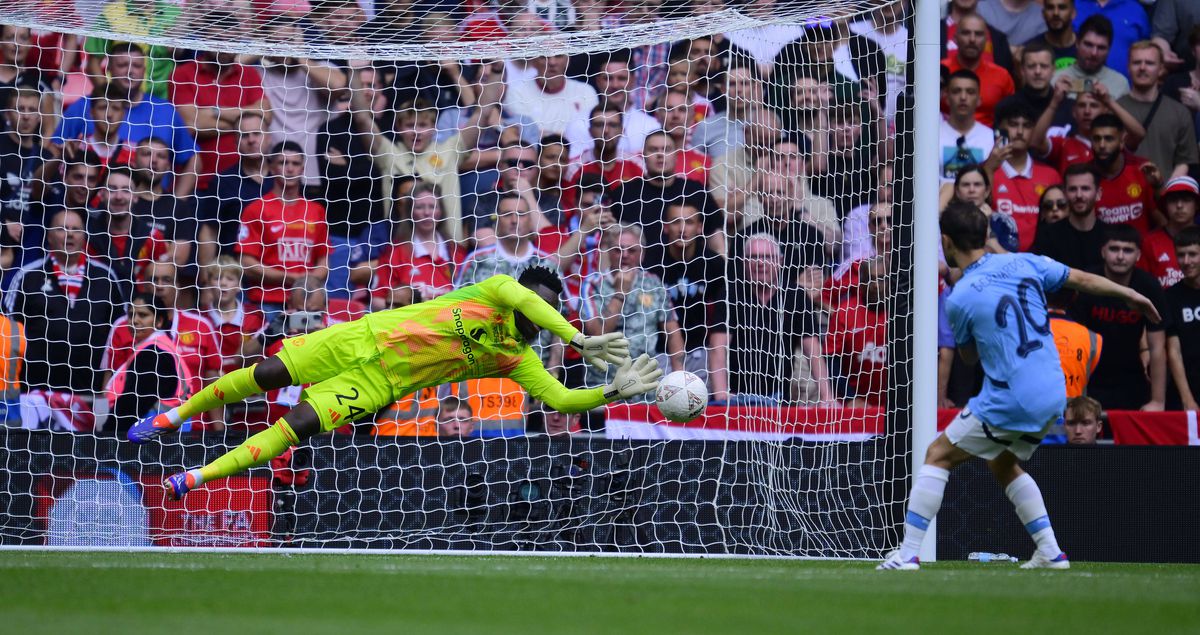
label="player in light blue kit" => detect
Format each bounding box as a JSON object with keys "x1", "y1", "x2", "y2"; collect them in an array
[{"x1": 879, "y1": 201, "x2": 1161, "y2": 570}]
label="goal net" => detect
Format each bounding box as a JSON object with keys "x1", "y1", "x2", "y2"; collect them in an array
[{"x1": 0, "y1": 0, "x2": 913, "y2": 555}]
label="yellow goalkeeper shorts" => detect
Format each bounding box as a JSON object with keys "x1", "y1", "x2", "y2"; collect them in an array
[{"x1": 276, "y1": 319, "x2": 397, "y2": 432}]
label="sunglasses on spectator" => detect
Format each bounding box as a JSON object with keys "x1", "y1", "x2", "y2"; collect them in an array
[
  {"x1": 1040, "y1": 199, "x2": 1068, "y2": 211},
  {"x1": 502, "y1": 159, "x2": 537, "y2": 169}
]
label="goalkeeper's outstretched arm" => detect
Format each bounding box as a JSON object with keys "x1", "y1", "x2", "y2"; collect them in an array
[{"x1": 509, "y1": 350, "x2": 662, "y2": 413}]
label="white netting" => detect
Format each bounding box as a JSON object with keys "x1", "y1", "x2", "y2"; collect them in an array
[{"x1": 0, "y1": 0, "x2": 911, "y2": 555}]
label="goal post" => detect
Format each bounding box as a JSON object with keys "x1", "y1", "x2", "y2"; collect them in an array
[{"x1": 0, "y1": 0, "x2": 935, "y2": 556}]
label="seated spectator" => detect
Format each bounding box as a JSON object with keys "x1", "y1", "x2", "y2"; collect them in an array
[
  {"x1": 505, "y1": 54, "x2": 598, "y2": 156},
  {"x1": 1165, "y1": 225, "x2": 1200, "y2": 410},
  {"x1": 1063, "y1": 396, "x2": 1104, "y2": 444},
  {"x1": 566, "y1": 102, "x2": 644, "y2": 193},
  {"x1": 25, "y1": 152, "x2": 101, "y2": 259},
  {"x1": 82, "y1": 1, "x2": 181, "y2": 99},
  {"x1": 456, "y1": 193, "x2": 556, "y2": 287},
  {"x1": 86, "y1": 165, "x2": 169, "y2": 297},
  {"x1": 941, "y1": 12, "x2": 1015, "y2": 126},
  {"x1": 842, "y1": 162, "x2": 894, "y2": 265},
  {"x1": 103, "y1": 292, "x2": 200, "y2": 436},
  {"x1": 168, "y1": 47, "x2": 268, "y2": 187},
  {"x1": 535, "y1": 134, "x2": 572, "y2": 225},
  {"x1": 610, "y1": 131, "x2": 720, "y2": 248},
  {"x1": 348, "y1": 65, "x2": 505, "y2": 243},
  {"x1": 1052, "y1": 15, "x2": 1130, "y2": 100},
  {"x1": 1030, "y1": 79, "x2": 1145, "y2": 174},
  {"x1": 725, "y1": 232, "x2": 834, "y2": 405},
  {"x1": 811, "y1": 98, "x2": 879, "y2": 221},
  {"x1": 437, "y1": 395, "x2": 478, "y2": 438},
  {"x1": 1152, "y1": 0, "x2": 1200, "y2": 69},
  {"x1": 689, "y1": 63, "x2": 762, "y2": 159},
  {"x1": 1005, "y1": 42, "x2": 1074, "y2": 136},
  {"x1": 195, "y1": 111, "x2": 275, "y2": 267},
  {"x1": 983, "y1": 100, "x2": 1062, "y2": 252},
  {"x1": 5, "y1": 207, "x2": 125, "y2": 394},
  {"x1": 0, "y1": 25, "x2": 46, "y2": 93},
  {"x1": 938, "y1": 69, "x2": 993, "y2": 183},
  {"x1": 826, "y1": 256, "x2": 889, "y2": 406},
  {"x1": 978, "y1": 0, "x2": 1046, "y2": 47},
  {"x1": 56, "y1": 82, "x2": 128, "y2": 166},
  {"x1": 235, "y1": 141, "x2": 330, "y2": 318},
  {"x1": 828, "y1": 202, "x2": 893, "y2": 308},
  {"x1": 1071, "y1": 224, "x2": 1170, "y2": 411},
  {"x1": 130, "y1": 136, "x2": 196, "y2": 272},
  {"x1": 1117, "y1": 42, "x2": 1199, "y2": 180},
  {"x1": 1025, "y1": 0, "x2": 1079, "y2": 67},
  {"x1": 1038, "y1": 184, "x2": 1071, "y2": 225},
  {"x1": 202, "y1": 256, "x2": 266, "y2": 377},
  {"x1": 586, "y1": 52, "x2": 660, "y2": 160},
  {"x1": 649, "y1": 88, "x2": 711, "y2": 186},
  {"x1": 1088, "y1": 113, "x2": 1159, "y2": 235},
  {"x1": 732, "y1": 170, "x2": 828, "y2": 288},
  {"x1": 944, "y1": 0, "x2": 1016, "y2": 74},
  {"x1": 1139, "y1": 176, "x2": 1198, "y2": 287},
  {"x1": 663, "y1": 43, "x2": 714, "y2": 121},
  {"x1": 1073, "y1": 0, "x2": 1148, "y2": 82},
  {"x1": 55, "y1": 43, "x2": 199, "y2": 196},
  {"x1": 473, "y1": 139, "x2": 550, "y2": 239},
  {"x1": 849, "y1": 1, "x2": 909, "y2": 122},
  {"x1": 372, "y1": 181, "x2": 465, "y2": 310},
  {"x1": 256, "y1": 19, "x2": 347, "y2": 186},
  {"x1": 1034, "y1": 164, "x2": 1111, "y2": 270},
  {"x1": 529, "y1": 401, "x2": 580, "y2": 436},
  {"x1": 580, "y1": 224, "x2": 683, "y2": 396},
  {"x1": 0, "y1": 86, "x2": 49, "y2": 259},
  {"x1": 643, "y1": 201, "x2": 728, "y2": 399}
]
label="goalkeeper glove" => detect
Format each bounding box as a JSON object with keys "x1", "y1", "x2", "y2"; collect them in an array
[
  {"x1": 603, "y1": 354, "x2": 663, "y2": 401},
  {"x1": 570, "y1": 332, "x2": 630, "y2": 371}
]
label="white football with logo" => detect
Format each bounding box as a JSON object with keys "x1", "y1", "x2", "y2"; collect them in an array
[{"x1": 655, "y1": 371, "x2": 709, "y2": 422}]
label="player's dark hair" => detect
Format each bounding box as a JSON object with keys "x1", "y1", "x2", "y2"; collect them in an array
[
  {"x1": 1078, "y1": 14, "x2": 1114, "y2": 44},
  {"x1": 1174, "y1": 226, "x2": 1200, "y2": 251},
  {"x1": 946, "y1": 68, "x2": 980, "y2": 88},
  {"x1": 940, "y1": 199, "x2": 989, "y2": 252},
  {"x1": 1090, "y1": 113, "x2": 1123, "y2": 133},
  {"x1": 518, "y1": 263, "x2": 565, "y2": 296},
  {"x1": 1103, "y1": 223, "x2": 1142, "y2": 250}
]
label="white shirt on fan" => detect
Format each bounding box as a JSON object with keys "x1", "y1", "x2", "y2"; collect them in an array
[{"x1": 505, "y1": 77, "x2": 599, "y2": 144}]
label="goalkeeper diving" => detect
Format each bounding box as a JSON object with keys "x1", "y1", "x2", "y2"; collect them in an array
[{"x1": 128, "y1": 266, "x2": 661, "y2": 500}]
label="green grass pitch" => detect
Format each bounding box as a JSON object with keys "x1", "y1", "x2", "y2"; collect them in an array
[{"x1": 2, "y1": 551, "x2": 1197, "y2": 634}]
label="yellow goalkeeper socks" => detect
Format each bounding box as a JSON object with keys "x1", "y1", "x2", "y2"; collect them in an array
[
  {"x1": 172, "y1": 365, "x2": 264, "y2": 422},
  {"x1": 195, "y1": 420, "x2": 300, "y2": 486}
]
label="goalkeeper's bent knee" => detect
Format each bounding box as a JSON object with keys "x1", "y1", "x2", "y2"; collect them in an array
[
  {"x1": 176, "y1": 364, "x2": 265, "y2": 420},
  {"x1": 197, "y1": 419, "x2": 299, "y2": 485}
]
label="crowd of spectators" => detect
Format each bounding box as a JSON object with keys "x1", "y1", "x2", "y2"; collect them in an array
[{"x1": 0, "y1": 0, "x2": 1197, "y2": 443}]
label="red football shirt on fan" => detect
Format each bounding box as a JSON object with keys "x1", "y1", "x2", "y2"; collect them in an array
[
  {"x1": 826, "y1": 298, "x2": 889, "y2": 406},
  {"x1": 561, "y1": 156, "x2": 643, "y2": 210},
  {"x1": 946, "y1": 17, "x2": 1003, "y2": 67},
  {"x1": 1040, "y1": 134, "x2": 1093, "y2": 175},
  {"x1": 103, "y1": 310, "x2": 222, "y2": 380},
  {"x1": 169, "y1": 60, "x2": 265, "y2": 184},
  {"x1": 371, "y1": 238, "x2": 464, "y2": 304},
  {"x1": 992, "y1": 158, "x2": 1061, "y2": 252},
  {"x1": 1095, "y1": 153, "x2": 1156, "y2": 236},
  {"x1": 941, "y1": 55, "x2": 1015, "y2": 127},
  {"x1": 675, "y1": 148, "x2": 711, "y2": 186},
  {"x1": 205, "y1": 304, "x2": 267, "y2": 375},
  {"x1": 1137, "y1": 228, "x2": 1183, "y2": 288},
  {"x1": 236, "y1": 192, "x2": 330, "y2": 305}
]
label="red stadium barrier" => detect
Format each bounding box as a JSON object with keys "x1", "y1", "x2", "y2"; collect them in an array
[{"x1": 606, "y1": 404, "x2": 1200, "y2": 445}]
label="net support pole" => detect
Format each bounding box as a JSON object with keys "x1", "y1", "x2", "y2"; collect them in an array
[{"x1": 912, "y1": 0, "x2": 942, "y2": 562}]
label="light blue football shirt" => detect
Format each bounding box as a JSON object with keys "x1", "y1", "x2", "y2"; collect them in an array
[{"x1": 946, "y1": 253, "x2": 1071, "y2": 432}]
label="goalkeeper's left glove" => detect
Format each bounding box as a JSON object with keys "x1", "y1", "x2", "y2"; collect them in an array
[
  {"x1": 570, "y1": 332, "x2": 630, "y2": 371},
  {"x1": 603, "y1": 354, "x2": 663, "y2": 401}
]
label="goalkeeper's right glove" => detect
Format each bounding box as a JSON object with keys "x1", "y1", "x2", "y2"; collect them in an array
[
  {"x1": 570, "y1": 332, "x2": 631, "y2": 371},
  {"x1": 603, "y1": 354, "x2": 663, "y2": 401}
]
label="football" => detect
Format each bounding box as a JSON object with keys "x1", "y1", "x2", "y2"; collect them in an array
[{"x1": 654, "y1": 371, "x2": 709, "y2": 422}]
